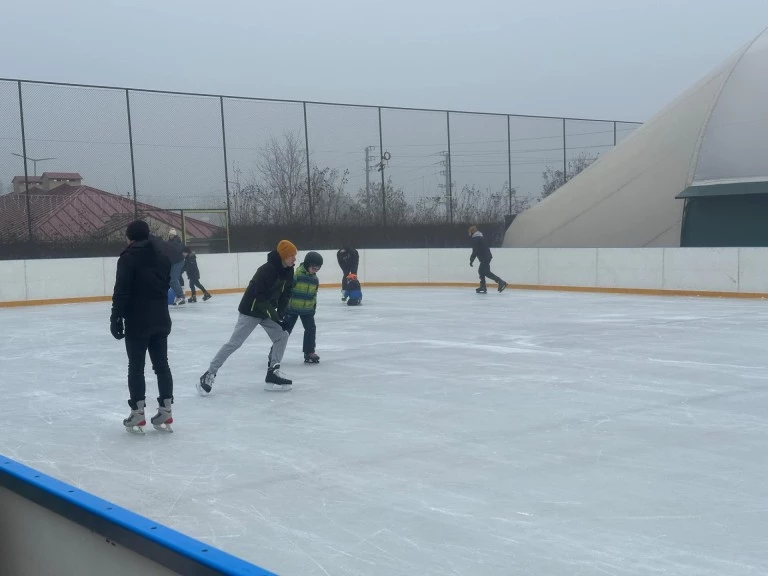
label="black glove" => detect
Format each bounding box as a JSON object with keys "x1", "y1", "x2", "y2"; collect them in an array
[
  {"x1": 110, "y1": 317, "x2": 125, "y2": 340},
  {"x1": 266, "y1": 307, "x2": 281, "y2": 323}
]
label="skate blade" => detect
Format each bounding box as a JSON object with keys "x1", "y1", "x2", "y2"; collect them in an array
[
  {"x1": 264, "y1": 383, "x2": 292, "y2": 392},
  {"x1": 125, "y1": 425, "x2": 146, "y2": 435},
  {"x1": 153, "y1": 423, "x2": 174, "y2": 433},
  {"x1": 196, "y1": 382, "x2": 212, "y2": 396}
]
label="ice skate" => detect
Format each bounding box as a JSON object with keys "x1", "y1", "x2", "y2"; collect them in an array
[
  {"x1": 265, "y1": 364, "x2": 292, "y2": 391},
  {"x1": 187, "y1": 296, "x2": 197, "y2": 303},
  {"x1": 198, "y1": 370, "x2": 215, "y2": 395},
  {"x1": 123, "y1": 400, "x2": 146, "y2": 434},
  {"x1": 497, "y1": 280, "x2": 508, "y2": 293},
  {"x1": 150, "y1": 398, "x2": 174, "y2": 433},
  {"x1": 202, "y1": 293, "x2": 212, "y2": 301},
  {"x1": 476, "y1": 285, "x2": 487, "y2": 294},
  {"x1": 174, "y1": 296, "x2": 185, "y2": 306},
  {"x1": 304, "y1": 352, "x2": 320, "y2": 364}
]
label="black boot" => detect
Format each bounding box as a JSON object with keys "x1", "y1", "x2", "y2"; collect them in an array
[
  {"x1": 202, "y1": 293, "x2": 212, "y2": 301},
  {"x1": 476, "y1": 285, "x2": 487, "y2": 294},
  {"x1": 265, "y1": 364, "x2": 292, "y2": 391}
]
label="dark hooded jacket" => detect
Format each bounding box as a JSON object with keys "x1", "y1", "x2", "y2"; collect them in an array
[
  {"x1": 111, "y1": 239, "x2": 172, "y2": 338},
  {"x1": 238, "y1": 250, "x2": 294, "y2": 321},
  {"x1": 469, "y1": 231, "x2": 492, "y2": 265},
  {"x1": 182, "y1": 251, "x2": 200, "y2": 281}
]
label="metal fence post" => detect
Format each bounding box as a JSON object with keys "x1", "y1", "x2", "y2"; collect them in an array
[
  {"x1": 125, "y1": 89, "x2": 138, "y2": 218},
  {"x1": 219, "y1": 96, "x2": 232, "y2": 252},
  {"x1": 303, "y1": 102, "x2": 313, "y2": 227},
  {"x1": 378, "y1": 107, "x2": 386, "y2": 226},
  {"x1": 507, "y1": 115, "x2": 513, "y2": 215},
  {"x1": 562, "y1": 118, "x2": 567, "y2": 184},
  {"x1": 446, "y1": 111, "x2": 453, "y2": 223},
  {"x1": 613, "y1": 121, "x2": 617, "y2": 146},
  {"x1": 17, "y1": 81, "x2": 32, "y2": 240}
]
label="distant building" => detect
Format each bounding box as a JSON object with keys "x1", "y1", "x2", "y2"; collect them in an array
[
  {"x1": 504, "y1": 27, "x2": 768, "y2": 247},
  {"x1": 2, "y1": 172, "x2": 221, "y2": 243}
]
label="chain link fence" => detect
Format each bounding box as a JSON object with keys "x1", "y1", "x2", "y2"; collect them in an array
[{"x1": 0, "y1": 78, "x2": 641, "y2": 258}]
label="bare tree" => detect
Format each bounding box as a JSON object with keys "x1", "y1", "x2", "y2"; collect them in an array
[
  {"x1": 310, "y1": 166, "x2": 353, "y2": 225},
  {"x1": 352, "y1": 178, "x2": 409, "y2": 224},
  {"x1": 541, "y1": 151, "x2": 598, "y2": 200}
]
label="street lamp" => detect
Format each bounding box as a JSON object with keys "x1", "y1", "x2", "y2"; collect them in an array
[{"x1": 11, "y1": 153, "x2": 56, "y2": 177}]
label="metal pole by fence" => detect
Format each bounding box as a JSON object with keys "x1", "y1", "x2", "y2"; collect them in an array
[
  {"x1": 613, "y1": 121, "x2": 617, "y2": 146},
  {"x1": 562, "y1": 118, "x2": 567, "y2": 184},
  {"x1": 17, "y1": 81, "x2": 32, "y2": 240},
  {"x1": 125, "y1": 89, "x2": 138, "y2": 218},
  {"x1": 378, "y1": 107, "x2": 386, "y2": 226},
  {"x1": 507, "y1": 115, "x2": 513, "y2": 215},
  {"x1": 303, "y1": 102, "x2": 313, "y2": 227},
  {"x1": 219, "y1": 96, "x2": 232, "y2": 251},
  {"x1": 446, "y1": 112, "x2": 453, "y2": 223}
]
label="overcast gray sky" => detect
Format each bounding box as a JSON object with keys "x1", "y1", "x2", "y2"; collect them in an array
[{"x1": 2, "y1": 0, "x2": 766, "y2": 121}]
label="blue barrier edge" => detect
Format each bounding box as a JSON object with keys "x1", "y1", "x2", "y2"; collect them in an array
[{"x1": 0, "y1": 454, "x2": 278, "y2": 576}]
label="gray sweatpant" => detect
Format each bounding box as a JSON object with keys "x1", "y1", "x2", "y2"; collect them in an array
[{"x1": 209, "y1": 313, "x2": 288, "y2": 374}]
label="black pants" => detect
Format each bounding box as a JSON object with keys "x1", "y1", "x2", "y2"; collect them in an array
[
  {"x1": 189, "y1": 278, "x2": 209, "y2": 297},
  {"x1": 340, "y1": 264, "x2": 358, "y2": 285},
  {"x1": 281, "y1": 313, "x2": 316, "y2": 354},
  {"x1": 478, "y1": 261, "x2": 502, "y2": 286},
  {"x1": 125, "y1": 332, "x2": 173, "y2": 408}
]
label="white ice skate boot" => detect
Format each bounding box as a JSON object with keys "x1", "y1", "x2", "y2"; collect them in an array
[
  {"x1": 123, "y1": 400, "x2": 146, "y2": 434},
  {"x1": 264, "y1": 364, "x2": 292, "y2": 391},
  {"x1": 150, "y1": 398, "x2": 174, "y2": 432}
]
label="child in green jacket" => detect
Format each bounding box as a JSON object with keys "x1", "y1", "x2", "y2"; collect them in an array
[{"x1": 279, "y1": 251, "x2": 323, "y2": 363}]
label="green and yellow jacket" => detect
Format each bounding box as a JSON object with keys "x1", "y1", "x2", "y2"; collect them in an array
[{"x1": 286, "y1": 263, "x2": 319, "y2": 316}]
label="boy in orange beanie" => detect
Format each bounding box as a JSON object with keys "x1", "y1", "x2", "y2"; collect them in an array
[{"x1": 199, "y1": 240, "x2": 298, "y2": 393}]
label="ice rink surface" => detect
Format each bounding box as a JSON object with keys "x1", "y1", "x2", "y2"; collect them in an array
[{"x1": 1, "y1": 287, "x2": 767, "y2": 575}]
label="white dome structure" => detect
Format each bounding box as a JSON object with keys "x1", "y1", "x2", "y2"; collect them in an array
[{"x1": 504, "y1": 27, "x2": 768, "y2": 248}]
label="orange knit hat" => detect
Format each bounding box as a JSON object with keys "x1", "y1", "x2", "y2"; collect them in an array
[{"x1": 276, "y1": 240, "x2": 297, "y2": 260}]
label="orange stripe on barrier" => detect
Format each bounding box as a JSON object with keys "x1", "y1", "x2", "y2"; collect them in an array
[{"x1": 1, "y1": 283, "x2": 766, "y2": 308}]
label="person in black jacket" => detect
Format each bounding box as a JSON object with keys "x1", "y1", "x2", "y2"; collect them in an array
[
  {"x1": 468, "y1": 225, "x2": 508, "y2": 294},
  {"x1": 182, "y1": 247, "x2": 212, "y2": 303},
  {"x1": 337, "y1": 246, "x2": 359, "y2": 302},
  {"x1": 111, "y1": 220, "x2": 175, "y2": 433},
  {"x1": 198, "y1": 240, "x2": 297, "y2": 393},
  {"x1": 154, "y1": 228, "x2": 186, "y2": 305}
]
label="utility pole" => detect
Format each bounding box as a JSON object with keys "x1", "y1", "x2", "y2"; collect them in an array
[
  {"x1": 11, "y1": 153, "x2": 55, "y2": 177},
  {"x1": 438, "y1": 150, "x2": 453, "y2": 222},
  {"x1": 364, "y1": 145, "x2": 376, "y2": 209}
]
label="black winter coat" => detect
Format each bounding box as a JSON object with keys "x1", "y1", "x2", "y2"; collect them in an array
[
  {"x1": 238, "y1": 250, "x2": 294, "y2": 321},
  {"x1": 111, "y1": 240, "x2": 172, "y2": 338},
  {"x1": 153, "y1": 235, "x2": 185, "y2": 264},
  {"x1": 183, "y1": 252, "x2": 201, "y2": 280},
  {"x1": 469, "y1": 232, "x2": 492, "y2": 265},
  {"x1": 337, "y1": 247, "x2": 359, "y2": 274}
]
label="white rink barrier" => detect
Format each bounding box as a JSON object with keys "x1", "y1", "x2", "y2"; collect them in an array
[
  {"x1": 2, "y1": 248, "x2": 768, "y2": 306},
  {"x1": 0, "y1": 455, "x2": 277, "y2": 576}
]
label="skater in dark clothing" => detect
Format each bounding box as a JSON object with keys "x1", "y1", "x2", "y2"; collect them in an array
[
  {"x1": 468, "y1": 225, "x2": 508, "y2": 294},
  {"x1": 152, "y1": 228, "x2": 186, "y2": 306},
  {"x1": 337, "y1": 246, "x2": 359, "y2": 302},
  {"x1": 198, "y1": 240, "x2": 297, "y2": 394},
  {"x1": 182, "y1": 247, "x2": 212, "y2": 303},
  {"x1": 274, "y1": 251, "x2": 323, "y2": 363},
  {"x1": 111, "y1": 219, "x2": 175, "y2": 433}
]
